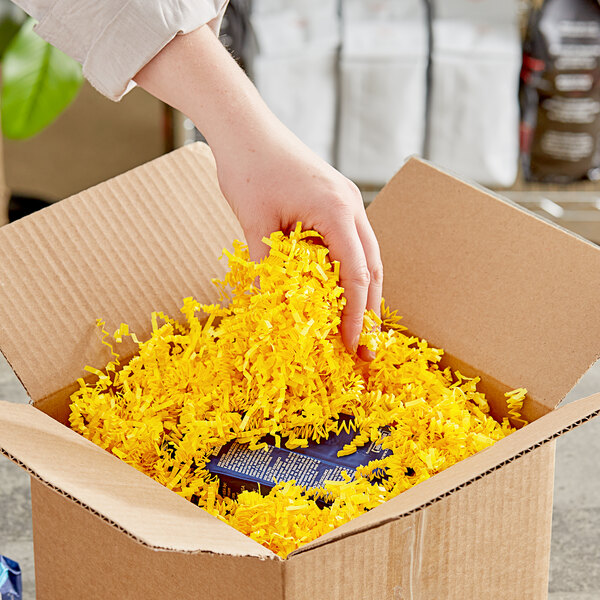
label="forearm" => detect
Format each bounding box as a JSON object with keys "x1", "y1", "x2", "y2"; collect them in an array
[{"x1": 134, "y1": 25, "x2": 291, "y2": 156}]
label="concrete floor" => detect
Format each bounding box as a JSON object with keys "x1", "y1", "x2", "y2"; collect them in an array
[{"x1": 0, "y1": 356, "x2": 599, "y2": 599}]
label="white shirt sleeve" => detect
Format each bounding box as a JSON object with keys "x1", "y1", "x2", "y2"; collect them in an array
[{"x1": 12, "y1": 0, "x2": 230, "y2": 101}]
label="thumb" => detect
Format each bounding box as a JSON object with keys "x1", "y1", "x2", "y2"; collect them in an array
[{"x1": 245, "y1": 228, "x2": 272, "y2": 265}]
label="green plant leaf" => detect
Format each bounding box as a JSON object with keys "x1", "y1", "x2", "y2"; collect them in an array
[
  {"x1": 1, "y1": 18, "x2": 83, "y2": 139},
  {"x1": 0, "y1": 13, "x2": 24, "y2": 59}
]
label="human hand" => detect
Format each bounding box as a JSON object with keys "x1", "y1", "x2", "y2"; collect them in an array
[
  {"x1": 211, "y1": 128, "x2": 383, "y2": 360},
  {"x1": 135, "y1": 25, "x2": 383, "y2": 358}
]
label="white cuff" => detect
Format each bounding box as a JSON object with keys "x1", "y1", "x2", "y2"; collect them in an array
[{"x1": 35, "y1": 0, "x2": 229, "y2": 101}]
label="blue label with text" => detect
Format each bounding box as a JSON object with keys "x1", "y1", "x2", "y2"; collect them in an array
[{"x1": 206, "y1": 416, "x2": 391, "y2": 500}]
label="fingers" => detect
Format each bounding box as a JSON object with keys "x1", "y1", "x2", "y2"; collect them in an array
[
  {"x1": 355, "y1": 213, "x2": 383, "y2": 361},
  {"x1": 245, "y1": 230, "x2": 271, "y2": 265},
  {"x1": 322, "y1": 216, "x2": 370, "y2": 355},
  {"x1": 240, "y1": 185, "x2": 383, "y2": 363},
  {"x1": 356, "y1": 213, "x2": 383, "y2": 317},
  {"x1": 243, "y1": 213, "x2": 280, "y2": 265}
]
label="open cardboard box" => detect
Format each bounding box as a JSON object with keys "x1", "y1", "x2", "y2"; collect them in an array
[{"x1": 0, "y1": 143, "x2": 599, "y2": 599}]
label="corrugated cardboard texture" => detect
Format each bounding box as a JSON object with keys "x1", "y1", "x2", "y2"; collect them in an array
[
  {"x1": 414, "y1": 444, "x2": 554, "y2": 600},
  {"x1": 30, "y1": 480, "x2": 284, "y2": 600},
  {"x1": 285, "y1": 443, "x2": 555, "y2": 600},
  {"x1": 0, "y1": 400, "x2": 273, "y2": 558},
  {"x1": 367, "y1": 157, "x2": 600, "y2": 410},
  {"x1": 4, "y1": 391, "x2": 597, "y2": 567},
  {"x1": 0, "y1": 142, "x2": 243, "y2": 404},
  {"x1": 287, "y1": 514, "x2": 422, "y2": 600},
  {"x1": 290, "y1": 392, "x2": 600, "y2": 554}
]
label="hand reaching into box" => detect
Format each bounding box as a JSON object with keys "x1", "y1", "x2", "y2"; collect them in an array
[{"x1": 134, "y1": 25, "x2": 383, "y2": 360}]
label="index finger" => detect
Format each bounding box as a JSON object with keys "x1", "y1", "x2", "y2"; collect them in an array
[
  {"x1": 322, "y1": 218, "x2": 370, "y2": 354},
  {"x1": 356, "y1": 212, "x2": 383, "y2": 316},
  {"x1": 355, "y1": 213, "x2": 383, "y2": 360}
]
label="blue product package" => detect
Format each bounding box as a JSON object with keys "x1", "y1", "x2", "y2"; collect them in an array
[
  {"x1": 0, "y1": 556, "x2": 22, "y2": 600},
  {"x1": 206, "y1": 416, "x2": 392, "y2": 501}
]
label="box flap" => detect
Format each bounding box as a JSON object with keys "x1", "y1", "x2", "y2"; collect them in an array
[
  {"x1": 0, "y1": 400, "x2": 275, "y2": 558},
  {"x1": 289, "y1": 391, "x2": 600, "y2": 557},
  {"x1": 0, "y1": 143, "x2": 243, "y2": 403},
  {"x1": 367, "y1": 157, "x2": 600, "y2": 409}
]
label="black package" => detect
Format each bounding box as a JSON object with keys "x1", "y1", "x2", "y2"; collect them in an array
[{"x1": 520, "y1": 0, "x2": 600, "y2": 182}]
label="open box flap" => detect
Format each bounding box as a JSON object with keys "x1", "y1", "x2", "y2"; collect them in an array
[
  {"x1": 0, "y1": 143, "x2": 243, "y2": 404},
  {"x1": 0, "y1": 400, "x2": 276, "y2": 558},
  {"x1": 367, "y1": 157, "x2": 600, "y2": 410},
  {"x1": 289, "y1": 391, "x2": 600, "y2": 557}
]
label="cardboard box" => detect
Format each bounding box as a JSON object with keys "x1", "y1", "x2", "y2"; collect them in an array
[{"x1": 0, "y1": 143, "x2": 599, "y2": 599}]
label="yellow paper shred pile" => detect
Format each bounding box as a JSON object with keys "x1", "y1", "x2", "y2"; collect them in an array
[{"x1": 69, "y1": 223, "x2": 526, "y2": 558}]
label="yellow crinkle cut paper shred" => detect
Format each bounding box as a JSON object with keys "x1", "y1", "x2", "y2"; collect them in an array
[{"x1": 69, "y1": 223, "x2": 527, "y2": 558}]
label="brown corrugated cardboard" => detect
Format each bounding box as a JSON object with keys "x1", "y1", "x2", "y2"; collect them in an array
[
  {"x1": 0, "y1": 142, "x2": 599, "y2": 599},
  {"x1": 0, "y1": 143, "x2": 242, "y2": 419},
  {"x1": 290, "y1": 392, "x2": 600, "y2": 555},
  {"x1": 0, "y1": 400, "x2": 272, "y2": 557},
  {"x1": 29, "y1": 480, "x2": 284, "y2": 600},
  {"x1": 368, "y1": 158, "x2": 600, "y2": 414},
  {"x1": 285, "y1": 444, "x2": 556, "y2": 600}
]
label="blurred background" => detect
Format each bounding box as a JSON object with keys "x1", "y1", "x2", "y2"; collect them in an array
[{"x1": 0, "y1": 0, "x2": 599, "y2": 244}]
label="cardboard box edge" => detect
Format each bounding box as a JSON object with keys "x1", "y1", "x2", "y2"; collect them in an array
[
  {"x1": 0, "y1": 401, "x2": 278, "y2": 561},
  {"x1": 1, "y1": 442, "x2": 280, "y2": 562},
  {"x1": 366, "y1": 155, "x2": 600, "y2": 411},
  {"x1": 287, "y1": 391, "x2": 600, "y2": 558},
  {"x1": 375, "y1": 156, "x2": 600, "y2": 252}
]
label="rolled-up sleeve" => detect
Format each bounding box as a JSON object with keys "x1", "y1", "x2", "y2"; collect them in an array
[{"x1": 13, "y1": 0, "x2": 229, "y2": 100}]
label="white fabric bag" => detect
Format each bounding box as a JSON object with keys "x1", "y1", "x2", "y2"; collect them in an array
[
  {"x1": 337, "y1": 0, "x2": 429, "y2": 184},
  {"x1": 252, "y1": 50, "x2": 338, "y2": 162},
  {"x1": 248, "y1": 0, "x2": 340, "y2": 163},
  {"x1": 427, "y1": 1, "x2": 522, "y2": 186}
]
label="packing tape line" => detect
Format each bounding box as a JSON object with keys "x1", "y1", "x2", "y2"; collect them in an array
[
  {"x1": 408, "y1": 509, "x2": 426, "y2": 600},
  {"x1": 387, "y1": 518, "x2": 419, "y2": 600}
]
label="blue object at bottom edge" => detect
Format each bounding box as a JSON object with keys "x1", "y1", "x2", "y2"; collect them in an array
[{"x1": 0, "y1": 555, "x2": 22, "y2": 600}]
